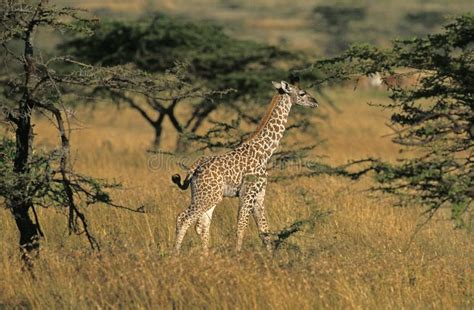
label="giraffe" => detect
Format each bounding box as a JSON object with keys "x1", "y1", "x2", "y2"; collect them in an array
[{"x1": 171, "y1": 80, "x2": 318, "y2": 254}]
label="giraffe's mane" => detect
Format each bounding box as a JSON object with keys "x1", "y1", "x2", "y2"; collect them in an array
[{"x1": 245, "y1": 94, "x2": 281, "y2": 142}]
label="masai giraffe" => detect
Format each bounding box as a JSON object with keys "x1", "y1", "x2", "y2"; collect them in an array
[{"x1": 172, "y1": 80, "x2": 318, "y2": 254}]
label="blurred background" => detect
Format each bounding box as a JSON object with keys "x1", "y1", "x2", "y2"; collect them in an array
[{"x1": 57, "y1": 0, "x2": 472, "y2": 54}]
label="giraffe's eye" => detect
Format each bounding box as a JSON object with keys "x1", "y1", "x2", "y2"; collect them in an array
[{"x1": 299, "y1": 90, "x2": 306, "y2": 96}]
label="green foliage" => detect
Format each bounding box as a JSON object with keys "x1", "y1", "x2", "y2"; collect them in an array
[
  {"x1": 308, "y1": 14, "x2": 473, "y2": 226},
  {"x1": 62, "y1": 13, "x2": 295, "y2": 101},
  {"x1": 0, "y1": 138, "x2": 117, "y2": 210},
  {"x1": 60, "y1": 13, "x2": 317, "y2": 150}
]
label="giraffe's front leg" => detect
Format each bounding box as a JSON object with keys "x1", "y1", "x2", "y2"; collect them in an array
[
  {"x1": 236, "y1": 176, "x2": 267, "y2": 252},
  {"x1": 236, "y1": 201, "x2": 252, "y2": 252},
  {"x1": 251, "y1": 178, "x2": 274, "y2": 252}
]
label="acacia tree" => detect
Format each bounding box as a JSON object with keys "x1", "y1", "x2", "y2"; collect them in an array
[
  {"x1": 0, "y1": 0, "x2": 199, "y2": 261},
  {"x1": 61, "y1": 14, "x2": 298, "y2": 148},
  {"x1": 307, "y1": 15, "x2": 473, "y2": 226}
]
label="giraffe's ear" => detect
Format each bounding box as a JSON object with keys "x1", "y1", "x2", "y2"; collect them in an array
[
  {"x1": 272, "y1": 81, "x2": 282, "y2": 90},
  {"x1": 280, "y1": 80, "x2": 291, "y2": 93}
]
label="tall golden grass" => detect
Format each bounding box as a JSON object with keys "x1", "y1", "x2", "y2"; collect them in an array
[{"x1": 0, "y1": 87, "x2": 472, "y2": 308}]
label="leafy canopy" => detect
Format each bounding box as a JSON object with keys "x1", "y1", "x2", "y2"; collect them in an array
[{"x1": 62, "y1": 13, "x2": 295, "y2": 101}]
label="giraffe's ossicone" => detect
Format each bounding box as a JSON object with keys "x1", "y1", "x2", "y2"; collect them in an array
[{"x1": 172, "y1": 80, "x2": 318, "y2": 254}]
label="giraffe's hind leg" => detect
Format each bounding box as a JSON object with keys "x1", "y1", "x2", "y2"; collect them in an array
[
  {"x1": 195, "y1": 205, "x2": 216, "y2": 255},
  {"x1": 174, "y1": 182, "x2": 222, "y2": 255},
  {"x1": 174, "y1": 205, "x2": 202, "y2": 255}
]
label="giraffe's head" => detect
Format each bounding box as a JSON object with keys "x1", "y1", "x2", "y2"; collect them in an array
[{"x1": 272, "y1": 80, "x2": 318, "y2": 108}]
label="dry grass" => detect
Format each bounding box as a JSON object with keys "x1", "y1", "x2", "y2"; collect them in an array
[{"x1": 1, "y1": 87, "x2": 472, "y2": 309}]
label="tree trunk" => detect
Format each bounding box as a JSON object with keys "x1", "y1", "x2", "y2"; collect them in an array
[
  {"x1": 9, "y1": 4, "x2": 42, "y2": 262},
  {"x1": 151, "y1": 114, "x2": 165, "y2": 149},
  {"x1": 175, "y1": 134, "x2": 188, "y2": 153},
  {"x1": 10, "y1": 203, "x2": 39, "y2": 261},
  {"x1": 153, "y1": 126, "x2": 162, "y2": 148},
  {"x1": 11, "y1": 111, "x2": 40, "y2": 262}
]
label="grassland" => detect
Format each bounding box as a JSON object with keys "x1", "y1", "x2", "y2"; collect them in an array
[
  {"x1": 1, "y1": 1, "x2": 473, "y2": 308},
  {"x1": 1, "y1": 86, "x2": 472, "y2": 308}
]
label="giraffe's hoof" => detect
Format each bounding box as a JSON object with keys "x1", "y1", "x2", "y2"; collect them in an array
[
  {"x1": 195, "y1": 224, "x2": 202, "y2": 236},
  {"x1": 266, "y1": 243, "x2": 275, "y2": 253},
  {"x1": 260, "y1": 233, "x2": 277, "y2": 252},
  {"x1": 173, "y1": 247, "x2": 181, "y2": 256}
]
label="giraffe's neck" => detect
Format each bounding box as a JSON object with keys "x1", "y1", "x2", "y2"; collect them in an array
[{"x1": 244, "y1": 94, "x2": 293, "y2": 164}]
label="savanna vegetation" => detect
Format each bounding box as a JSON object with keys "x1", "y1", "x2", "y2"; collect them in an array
[{"x1": 1, "y1": 0, "x2": 472, "y2": 309}]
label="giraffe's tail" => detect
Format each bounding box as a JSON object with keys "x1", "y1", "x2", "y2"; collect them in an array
[
  {"x1": 171, "y1": 173, "x2": 192, "y2": 190},
  {"x1": 172, "y1": 156, "x2": 213, "y2": 190}
]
